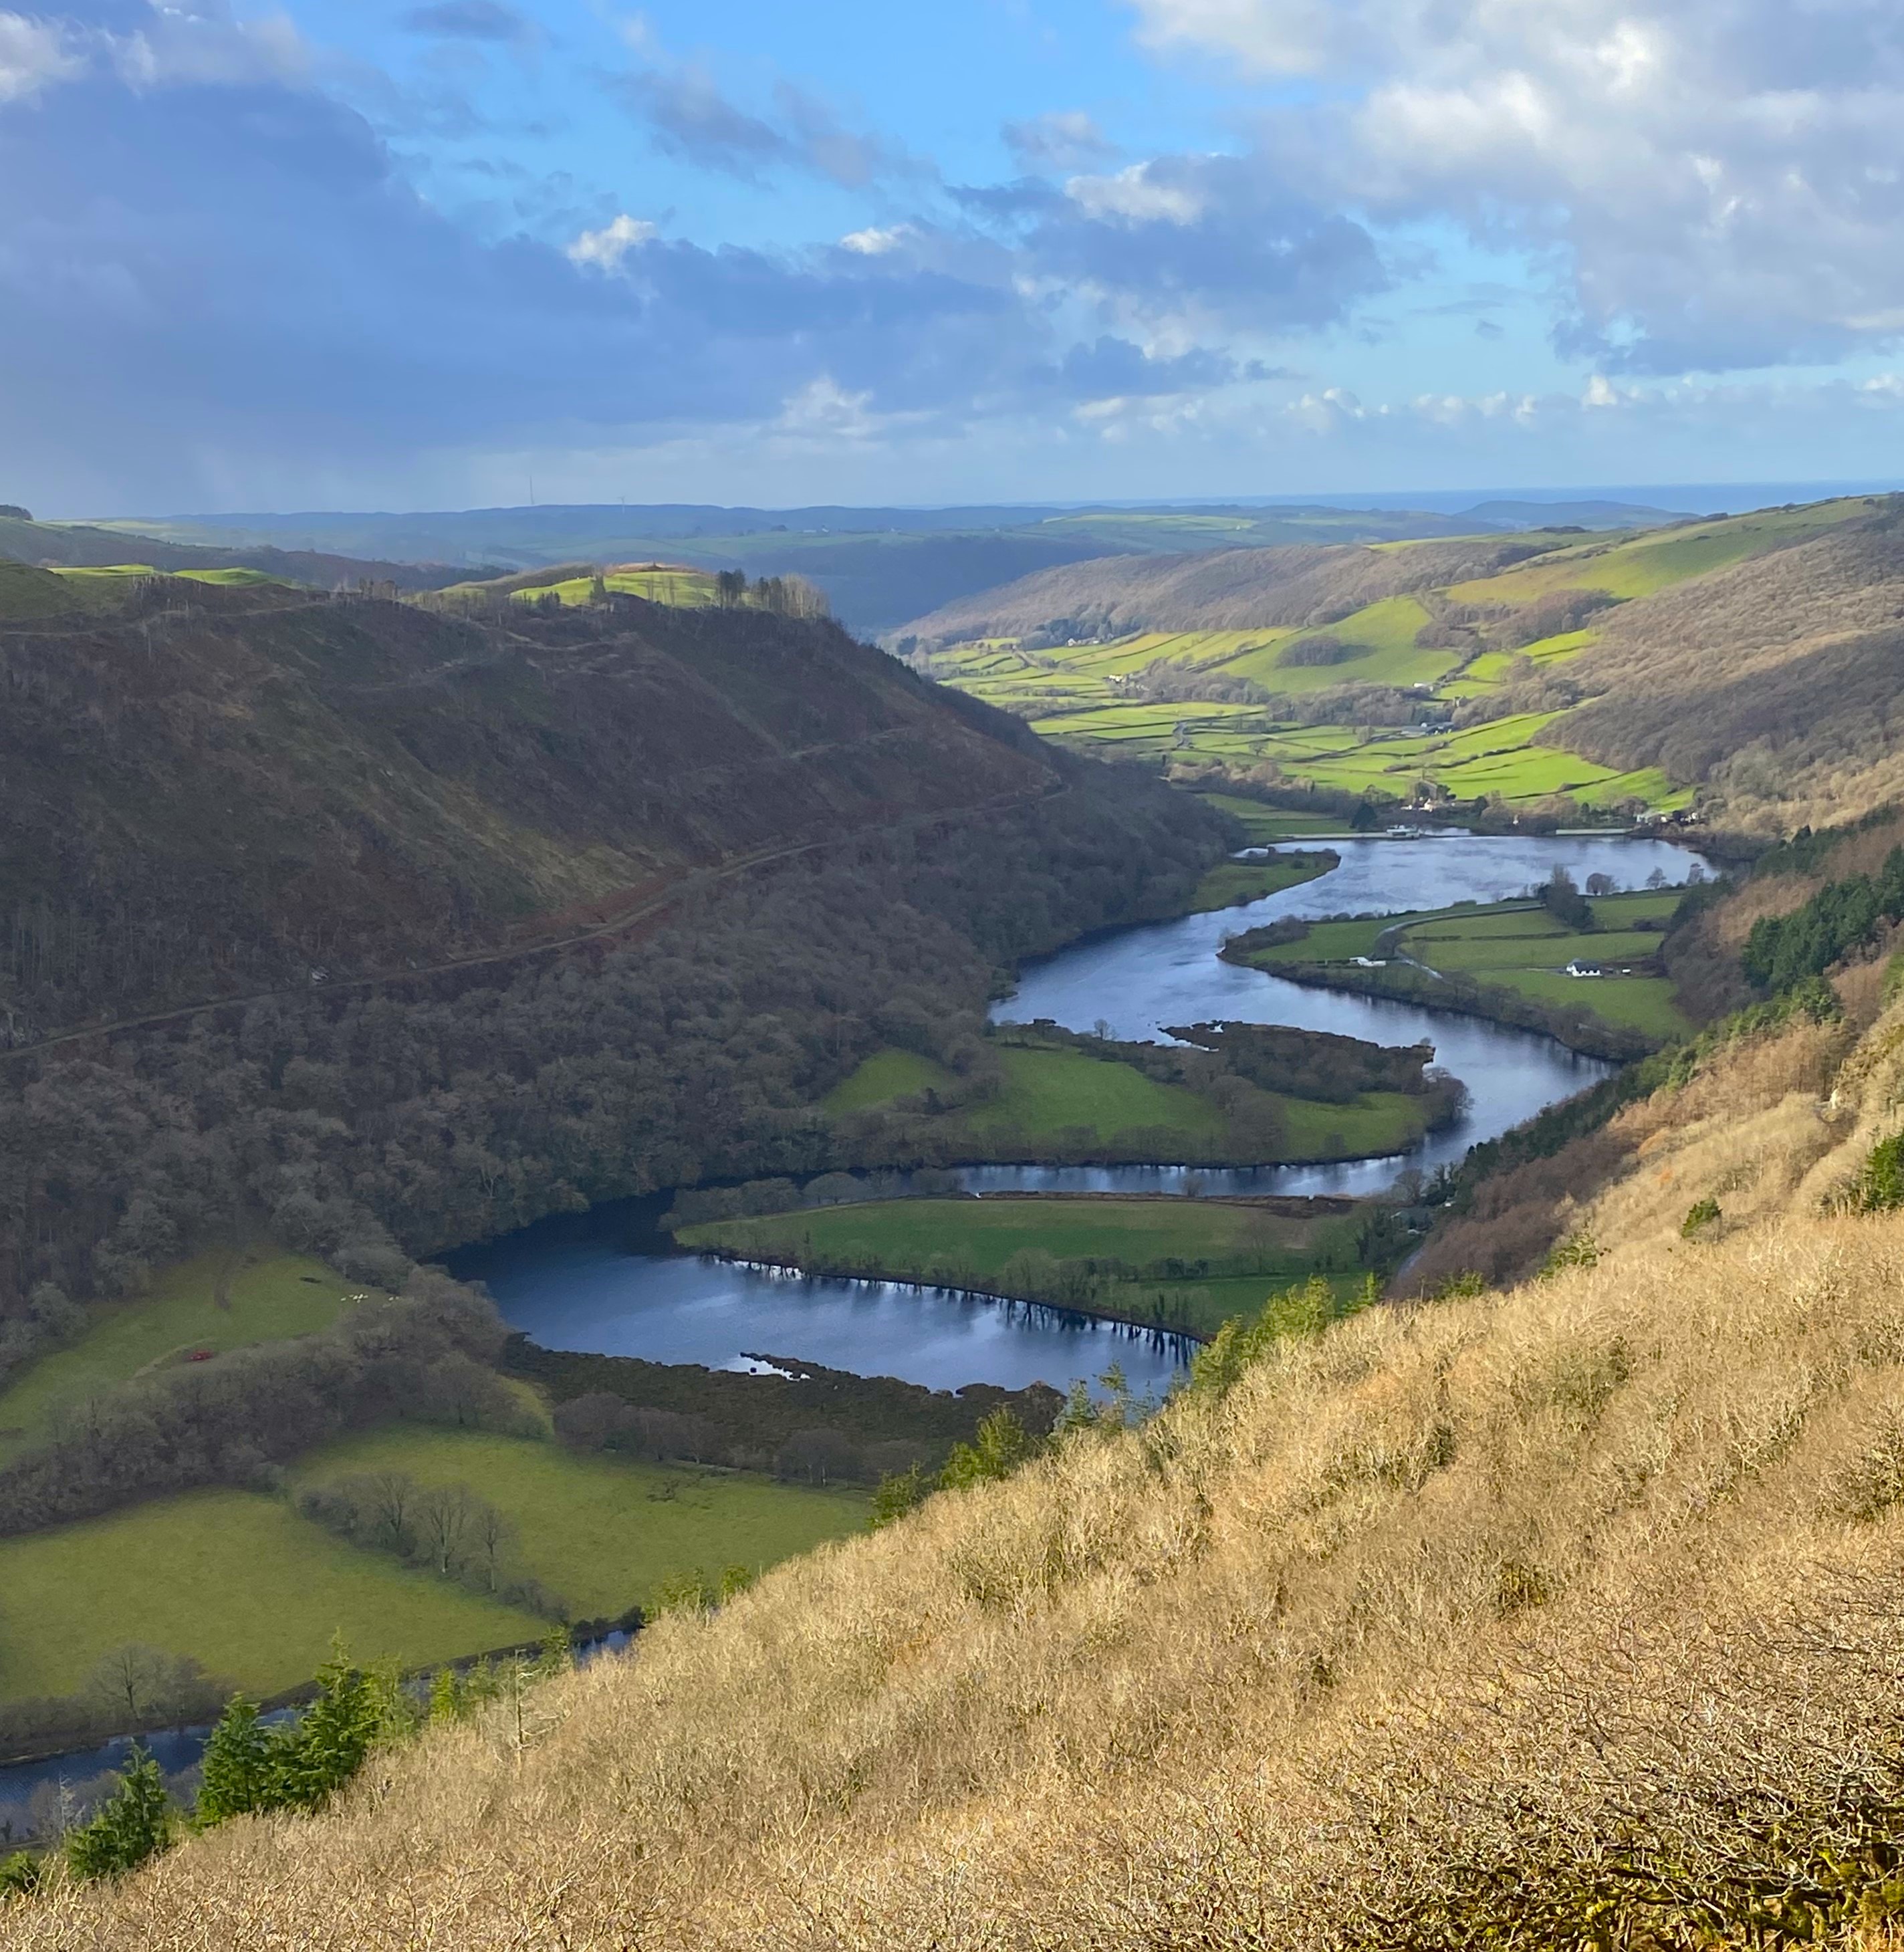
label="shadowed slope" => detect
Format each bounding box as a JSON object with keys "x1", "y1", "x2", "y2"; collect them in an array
[{"x1": 0, "y1": 584, "x2": 1052, "y2": 1033}]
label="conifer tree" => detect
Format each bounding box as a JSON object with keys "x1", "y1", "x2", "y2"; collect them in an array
[
  {"x1": 195, "y1": 1695, "x2": 272, "y2": 1825},
  {"x1": 65, "y1": 1746, "x2": 170, "y2": 1882}
]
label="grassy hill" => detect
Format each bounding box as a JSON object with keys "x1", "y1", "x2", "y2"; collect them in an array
[
  {"x1": 27, "y1": 981, "x2": 1904, "y2": 1945},
  {"x1": 0, "y1": 580, "x2": 1054, "y2": 1033},
  {"x1": 902, "y1": 495, "x2": 1895, "y2": 820}
]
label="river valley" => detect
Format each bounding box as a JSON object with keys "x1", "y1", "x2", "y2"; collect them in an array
[{"x1": 460, "y1": 832, "x2": 1705, "y2": 1394}]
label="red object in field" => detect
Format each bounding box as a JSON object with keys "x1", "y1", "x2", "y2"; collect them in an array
[{"x1": 187, "y1": 1348, "x2": 214, "y2": 1362}]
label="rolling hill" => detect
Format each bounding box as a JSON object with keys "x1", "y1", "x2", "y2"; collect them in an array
[{"x1": 901, "y1": 495, "x2": 1902, "y2": 823}]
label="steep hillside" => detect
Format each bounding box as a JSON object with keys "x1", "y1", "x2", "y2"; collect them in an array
[
  {"x1": 20, "y1": 987, "x2": 1904, "y2": 1947},
  {"x1": 0, "y1": 579, "x2": 1053, "y2": 1037},
  {"x1": 1539, "y1": 503, "x2": 1904, "y2": 823},
  {"x1": 898, "y1": 534, "x2": 1548, "y2": 647}
]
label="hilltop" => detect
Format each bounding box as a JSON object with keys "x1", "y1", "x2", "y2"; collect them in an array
[{"x1": 19, "y1": 866, "x2": 1904, "y2": 1947}]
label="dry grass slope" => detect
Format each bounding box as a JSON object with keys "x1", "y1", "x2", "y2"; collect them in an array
[{"x1": 20, "y1": 987, "x2": 1904, "y2": 1946}]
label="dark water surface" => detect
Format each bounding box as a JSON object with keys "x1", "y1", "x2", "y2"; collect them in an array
[{"x1": 461, "y1": 833, "x2": 1704, "y2": 1392}]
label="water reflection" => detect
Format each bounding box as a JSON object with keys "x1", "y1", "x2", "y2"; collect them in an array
[{"x1": 448, "y1": 1199, "x2": 1189, "y2": 1398}]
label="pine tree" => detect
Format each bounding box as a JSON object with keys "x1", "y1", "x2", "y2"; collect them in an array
[
  {"x1": 65, "y1": 1746, "x2": 171, "y2": 1882},
  {"x1": 195, "y1": 1695, "x2": 273, "y2": 1825},
  {"x1": 266, "y1": 1642, "x2": 385, "y2": 1812}
]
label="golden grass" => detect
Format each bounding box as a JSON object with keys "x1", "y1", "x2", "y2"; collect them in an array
[{"x1": 19, "y1": 1011, "x2": 1904, "y2": 1947}]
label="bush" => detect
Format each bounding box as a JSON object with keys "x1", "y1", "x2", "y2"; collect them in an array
[{"x1": 1681, "y1": 1197, "x2": 1722, "y2": 1237}]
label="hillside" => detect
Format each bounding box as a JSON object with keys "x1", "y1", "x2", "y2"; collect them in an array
[
  {"x1": 0, "y1": 578, "x2": 1053, "y2": 1037},
  {"x1": 19, "y1": 965, "x2": 1904, "y2": 1946},
  {"x1": 904, "y1": 495, "x2": 1899, "y2": 822},
  {"x1": 0, "y1": 513, "x2": 477, "y2": 593},
  {"x1": 896, "y1": 534, "x2": 1548, "y2": 647}
]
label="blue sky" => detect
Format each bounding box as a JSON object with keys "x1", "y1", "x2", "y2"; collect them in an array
[{"x1": 7, "y1": 0, "x2": 1904, "y2": 512}]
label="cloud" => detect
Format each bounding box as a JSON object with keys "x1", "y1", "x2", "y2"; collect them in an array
[
  {"x1": 1128, "y1": 0, "x2": 1904, "y2": 372},
  {"x1": 400, "y1": 1, "x2": 531, "y2": 43},
  {"x1": 0, "y1": 11, "x2": 82, "y2": 100},
  {"x1": 566, "y1": 213, "x2": 655, "y2": 269},
  {"x1": 1003, "y1": 110, "x2": 1114, "y2": 172},
  {"x1": 611, "y1": 60, "x2": 919, "y2": 190}
]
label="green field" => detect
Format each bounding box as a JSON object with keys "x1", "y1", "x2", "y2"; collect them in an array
[
  {"x1": 681, "y1": 1196, "x2": 1366, "y2": 1338},
  {"x1": 0, "y1": 1488, "x2": 545, "y2": 1702},
  {"x1": 1237, "y1": 891, "x2": 1693, "y2": 1044},
  {"x1": 0, "y1": 1252, "x2": 356, "y2": 1467},
  {"x1": 1191, "y1": 794, "x2": 1350, "y2": 842},
  {"x1": 290, "y1": 1426, "x2": 866, "y2": 1618},
  {"x1": 911, "y1": 509, "x2": 1867, "y2": 809},
  {"x1": 1188, "y1": 851, "x2": 1336, "y2": 911},
  {"x1": 51, "y1": 563, "x2": 286, "y2": 590},
  {"x1": 823, "y1": 1040, "x2": 1426, "y2": 1163},
  {"x1": 826, "y1": 1046, "x2": 1229, "y2": 1146},
  {"x1": 0, "y1": 1423, "x2": 868, "y2": 1705}
]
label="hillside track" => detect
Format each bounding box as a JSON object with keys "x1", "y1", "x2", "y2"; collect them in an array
[{"x1": 0, "y1": 778, "x2": 1068, "y2": 1066}]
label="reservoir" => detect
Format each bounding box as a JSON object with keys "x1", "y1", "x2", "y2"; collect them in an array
[{"x1": 459, "y1": 832, "x2": 1705, "y2": 1392}]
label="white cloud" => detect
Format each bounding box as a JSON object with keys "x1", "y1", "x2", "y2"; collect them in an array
[
  {"x1": 566, "y1": 213, "x2": 656, "y2": 270},
  {"x1": 1128, "y1": 0, "x2": 1904, "y2": 372},
  {"x1": 1065, "y1": 162, "x2": 1203, "y2": 225},
  {"x1": 0, "y1": 11, "x2": 82, "y2": 102},
  {"x1": 839, "y1": 225, "x2": 907, "y2": 255}
]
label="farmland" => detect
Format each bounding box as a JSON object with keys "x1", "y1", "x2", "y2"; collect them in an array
[
  {"x1": 1231, "y1": 889, "x2": 1693, "y2": 1048},
  {"x1": 0, "y1": 1253, "x2": 357, "y2": 1469},
  {"x1": 907, "y1": 503, "x2": 1880, "y2": 812},
  {"x1": 678, "y1": 1195, "x2": 1371, "y2": 1338},
  {"x1": 0, "y1": 1427, "x2": 865, "y2": 1703},
  {"x1": 823, "y1": 1035, "x2": 1435, "y2": 1165}
]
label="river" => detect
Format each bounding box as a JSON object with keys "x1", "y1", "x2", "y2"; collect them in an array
[{"x1": 461, "y1": 832, "x2": 1705, "y2": 1393}]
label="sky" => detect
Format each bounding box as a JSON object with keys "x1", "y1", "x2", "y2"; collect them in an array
[{"x1": 7, "y1": 0, "x2": 1904, "y2": 513}]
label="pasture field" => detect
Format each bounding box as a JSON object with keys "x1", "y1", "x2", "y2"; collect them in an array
[
  {"x1": 0, "y1": 1252, "x2": 354, "y2": 1468},
  {"x1": 679, "y1": 1196, "x2": 1368, "y2": 1338},
  {"x1": 823, "y1": 1042, "x2": 1429, "y2": 1163},
  {"x1": 0, "y1": 1487, "x2": 546, "y2": 1703},
  {"x1": 1191, "y1": 794, "x2": 1350, "y2": 841},
  {"x1": 51, "y1": 564, "x2": 287, "y2": 590},
  {"x1": 511, "y1": 564, "x2": 724, "y2": 608},
  {"x1": 0, "y1": 1425, "x2": 869, "y2": 1705},
  {"x1": 1189, "y1": 851, "x2": 1336, "y2": 910},
  {"x1": 825, "y1": 1046, "x2": 1228, "y2": 1146},
  {"x1": 1239, "y1": 890, "x2": 1694, "y2": 1044},
  {"x1": 289, "y1": 1427, "x2": 868, "y2": 1620}
]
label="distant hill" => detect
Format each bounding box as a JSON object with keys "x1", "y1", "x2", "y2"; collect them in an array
[
  {"x1": 1459, "y1": 498, "x2": 1685, "y2": 529},
  {"x1": 94, "y1": 502, "x2": 1545, "y2": 633},
  {"x1": 0, "y1": 510, "x2": 481, "y2": 592},
  {"x1": 894, "y1": 535, "x2": 1552, "y2": 648},
  {"x1": 0, "y1": 579, "x2": 1054, "y2": 1035}
]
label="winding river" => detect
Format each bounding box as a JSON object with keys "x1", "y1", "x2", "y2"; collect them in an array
[{"x1": 459, "y1": 832, "x2": 1705, "y2": 1395}]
